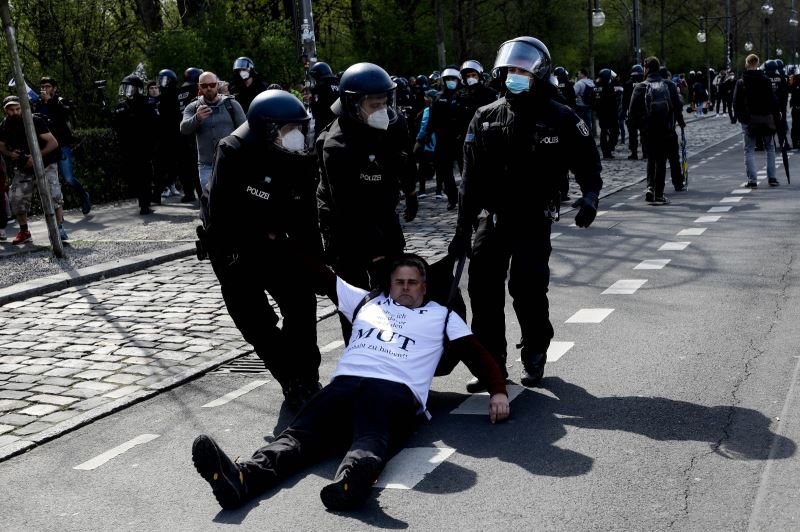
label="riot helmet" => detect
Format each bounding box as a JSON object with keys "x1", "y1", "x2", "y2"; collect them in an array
[
  {"x1": 309, "y1": 62, "x2": 335, "y2": 82},
  {"x1": 119, "y1": 74, "x2": 144, "y2": 98},
  {"x1": 630, "y1": 64, "x2": 644, "y2": 76},
  {"x1": 233, "y1": 57, "x2": 254, "y2": 71},
  {"x1": 441, "y1": 66, "x2": 461, "y2": 90},
  {"x1": 336, "y1": 62, "x2": 398, "y2": 130},
  {"x1": 183, "y1": 67, "x2": 203, "y2": 84},
  {"x1": 460, "y1": 60, "x2": 484, "y2": 86},
  {"x1": 157, "y1": 69, "x2": 177, "y2": 88},
  {"x1": 492, "y1": 36, "x2": 551, "y2": 80},
  {"x1": 243, "y1": 89, "x2": 311, "y2": 153},
  {"x1": 415, "y1": 75, "x2": 429, "y2": 90},
  {"x1": 429, "y1": 71, "x2": 441, "y2": 83},
  {"x1": 597, "y1": 68, "x2": 613, "y2": 84},
  {"x1": 765, "y1": 59, "x2": 779, "y2": 73}
]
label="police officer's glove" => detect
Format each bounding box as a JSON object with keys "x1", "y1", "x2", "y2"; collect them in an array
[
  {"x1": 448, "y1": 226, "x2": 473, "y2": 258},
  {"x1": 404, "y1": 192, "x2": 419, "y2": 222},
  {"x1": 572, "y1": 192, "x2": 599, "y2": 228}
]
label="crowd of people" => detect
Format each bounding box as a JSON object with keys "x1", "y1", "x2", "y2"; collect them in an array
[{"x1": 0, "y1": 35, "x2": 793, "y2": 512}]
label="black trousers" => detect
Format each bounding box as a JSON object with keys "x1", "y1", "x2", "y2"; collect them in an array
[
  {"x1": 666, "y1": 133, "x2": 684, "y2": 189},
  {"x1": 239, "y1": 376, "x2": 419, "y2": 496},
  {"x1": 416, "y1": 150, "x2": 435, "y2": 194},
  {"x1": 628, "y1": 122, "x2": 647, "y2": 158},
  {"x1": 209, "y1": 244, "x2": 321, "y2": 385},
  {"x1": 433, "y1": 141, "x2": 460, "y2": 205},
  {"x1": 467, "y1": 215, "x2": 554, "y2": 376},
  {"x1": 122, "y1": 153, "x2": 154, "y2": 210},
  {"x1": 599, "y1": 116, "x2": 619, "y2": 156},
  {"x1": 792, "y1": 108, "x2": 800, "y2": 148},
  {"x1": 645, "y1": 132, "x2": 673, "y2": 197}
]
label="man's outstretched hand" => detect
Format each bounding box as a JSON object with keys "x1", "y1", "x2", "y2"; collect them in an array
[{"x1": 489, "y1": 393, "x2": 510, "y2": 423}]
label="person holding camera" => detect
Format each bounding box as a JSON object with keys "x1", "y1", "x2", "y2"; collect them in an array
[{"x1": 0, "y1": 96, "x2": 68, "y2": 244}]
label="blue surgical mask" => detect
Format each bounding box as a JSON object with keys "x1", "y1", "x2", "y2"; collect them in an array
[
  {"x1": 445, "y1": 80, "x2": 458, "y2": 90},
  {"x1": 506, "y1": 73, "x2": 530, "y2": 94}
]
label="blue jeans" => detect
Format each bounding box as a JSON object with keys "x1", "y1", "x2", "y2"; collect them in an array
[
  {"x1": 58, "y1": 146, "x2": 88, "y2": 200},
  {"x1": 742, "y1": 124, "x2": 776, "y2": 182},
  {"x1": 198, "y1": 163, "x2": 213, "y2": 192}
]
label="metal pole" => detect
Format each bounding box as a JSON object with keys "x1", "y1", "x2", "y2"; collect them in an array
[
  {"x1": 299, "y1": 0, "x2": 317, "y2": 68},
  {"x1": 633, "y1": 0, "x2": 641, "y2": 64},
  {"x1": 766, "y1": 17, "x2": 770, "y2": 59},
  {"x1": 0, "y1": 0, "x2": 63, "y2": 257},
  {"x1": 725, "y1": 0, "x2": 732, "y2": 70},
  {"x1": 588, "y1": 0, "x2": 595, "y2": 79}
]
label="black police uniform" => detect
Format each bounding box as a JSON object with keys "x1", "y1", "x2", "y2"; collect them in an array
[
  {"x1": 426, "y1": 87, "x2": 463, "y2": 207},
  {"x1": 177, "y1": 82, "x2": 201, "y2": 199},
  {"x1": 201, "y1": 125, "x2": 323, "y2": 394},
  {"x1": 455, "y1": 82, "x2": 499, "y2": 136},
  {"x1": 766, "y1": 68, "x2": 789, "y2": 139},
  {"x1": 111, "y1": 94, "x2": 158, "y2": 212},
  {"x1": 594, "y1": 77, "x2": 620, "y2": 158},
  {"x1": 153, "y1": 84, "x2": 182, "y2": 201},
  {"x1": 230, "y1": 76, "x2": 269, "y2": 114},
  {"x1": 554, "y1": 74, "x2": 577, "y2": 201},
  {"x1": 309, "y1": 79, "x2": 339, "y2": 139},
  {"x1": 316, "y1": 114, "x2": 416, "y2": 292},
  {"x1": 456, "y1": 83, "x2": 602, "y2": 378},
  {"x1": 789, "y1": 74, "x2": 800, "y2": 148},
  {"x1": 623, "y1": 75, "x2": 646, "y2": 159}
]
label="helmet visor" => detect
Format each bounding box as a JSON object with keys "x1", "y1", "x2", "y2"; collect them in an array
[
  {"x1": 233, "y1": 58, "x2": 252, "y2": 70},
  {"x1": 346, "y1": 90, "x2": 398, "y2": 125},
  {"x1": 274, "y1": 122, "x2": 313, "y2": 154},
  {"x1": 493, "y1": 40, "x2": 547, "y2": 78},
  {"x1": 158, "y1": 76, "x2": 172, "y2": 88},
  {"x1": 120, "y1": 84, "x2": 139, "y2": 97}
]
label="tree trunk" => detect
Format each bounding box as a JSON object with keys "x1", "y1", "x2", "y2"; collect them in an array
[
  {"x1": 351, "y1": 0, "x2": 367, "y2": 54},
  {"x1": 434, "y1": 0, "x2": 446, "y2": 68},
  {"x1": 177, "y1": 0, "x2": 206, "y2": 27},
  {"x1": 133, "y1": 0, "x2": 162, "y2": 34}
]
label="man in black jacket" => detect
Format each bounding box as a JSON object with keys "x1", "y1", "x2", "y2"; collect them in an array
[
  {"x1": 448, "y1": 37, "x2": 603, "y2": 391},
  {"x1": 229, "y1": 57, "x2": 268, "y2": 114},
  {"x1": 201, "y1": 90, "x2": 323, "y2": 407},
  {"x1": 316, "y1": 62, "x2": 418, "y2": 341},
  {"x1": 628, "y1": 57, "x2": 686, "y2": 204},
  {"x1": 307, "y1": 61, "x2": 339, "y2": 139},
  {"x1": 731, "y1": 54, "x2": 780, "y2": 187},
  {"x1": 426, "y1": 65, "x2": 464, "y2": 209}
]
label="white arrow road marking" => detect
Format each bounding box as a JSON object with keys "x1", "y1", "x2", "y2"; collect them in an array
[
  {"x1": 202, "y1": 380, "x2": 269, "y2": 408},
  {"x1": 375, "y1": 447, "x2": 455, "y2": 489},
  {"x1": 451, "y1": 385, "x2": 526, "y2": 415},
  {"x1": 320, "y1": 340, "x2": 345, "y2": 353},
  {"x1": 694, "y1": 215, "x2": 721, "y2": 223},
  {"x1": 602, "y1": 279, "x2": 648, "y2": 294},
  {"x1": 634, "y1": 259, "x2": 671, "y2": 270},
  {"x1": 74, "y1": 434, "x2": 160, "y2": 470},
  {"x1": 566, "y1": 308, "x2": 614, "y2": 323},
  {"x1": 677, "y1": 228, "x2": 707, "y2": 236},
  {"x1": 659, "y1": 241, "x2": 691, "y2": 251}
]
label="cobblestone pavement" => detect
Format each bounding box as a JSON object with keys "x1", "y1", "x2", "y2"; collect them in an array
[{"x1": 0, "y1": 116, "x2": 741, "y2": 459}]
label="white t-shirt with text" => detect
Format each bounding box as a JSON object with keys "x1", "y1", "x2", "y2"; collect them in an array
[{"x1": 331, "y1": 278, "x2": 472, "y2": 409}]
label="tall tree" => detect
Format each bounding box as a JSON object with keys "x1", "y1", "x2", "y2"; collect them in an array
[{"x1": 133, "y1": 0, "x2": 162, "y2": 34}]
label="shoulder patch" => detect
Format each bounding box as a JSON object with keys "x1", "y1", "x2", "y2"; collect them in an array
[
  {"x1": 465, "y1": 132, "x2": 475, "y2": 143},
  {"x1": 576, "y1": 119, "x2": 590, "y2": 137}
]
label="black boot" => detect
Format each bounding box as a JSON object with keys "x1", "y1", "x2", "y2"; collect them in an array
[
  {"x1": 192, "y1": 435, "x2": 248, "y2": 510},
  {"x1": 521, "y1": 351, "x2": 547, "y2": 387},
  {"x1": 320, "y1": 456, "x2": 381, "y2": 511}
]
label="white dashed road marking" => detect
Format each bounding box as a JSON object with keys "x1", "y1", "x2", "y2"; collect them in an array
[
  {"x1": 546, "y1": 341, "x2": 576, "y2": 362},
  {"x1": 732, "y1": 189, "x2": 752, "y2": 194},
  {"x1": 74, "y1": 434, "x2": 160, "y2": 471},
  {"x1": 611, "y1": 203, "x2": 625, "y2": 208},
  {"x1": 451, "y1": 385, "x2": 526, "y2": 415},
  {"x1": 677, "y1": 228, "x2": 707, "y2": 236},
  {"x1": 320, "y1": 340, "x2": 345, "y2": 353},
  {"x1": 694, "y1": 215, "x2": 721, "y2": 223},
  {"x1": 634, "y1": 259, "x2": 670, "y2": 270},
  {"x1": 201, "y1": 380, "x2": 269, "y2": 408},
  {"x1": 720, "y1": 196, "x2": 743, "y2": 203},
  {"x1": 628, "y1": 194, "x2": 640, "y2": 200},
  {"x1": 566, "y1": 308, "x2": 615, "y2": 323},
  {"x1": 602, "y1": 279, "x2": 647, "y2": 294},
  {"x1": 708, "y1": 206, "x2": 733, "y2": 212},
  {"x1": 551, "y1": 232, "x2": 562, "y2": 240},
  {"x1": 375, "y1": 447, "x2": 455, "y2": 489},
  {"x1": 659, "y1": 241, "x2": 691, "y2": 251}
]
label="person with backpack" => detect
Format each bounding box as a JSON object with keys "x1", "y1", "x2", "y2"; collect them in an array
[
  {"x1": 731, "y1": 54, "x2": 780, "y2": 187},
  {"x1": 628, "y1": 56, "x2": 686, "y2": 204},
  {"x1": 180, "y1": 71, "x2": 246, "y2": 193},
  {"x1": 190, "y1": 254, "x2": 510, "y2": 512}
]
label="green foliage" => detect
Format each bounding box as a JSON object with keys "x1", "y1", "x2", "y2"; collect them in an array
[{"x1": 71, "y1": 127, "x2": 128, "y2": 206}]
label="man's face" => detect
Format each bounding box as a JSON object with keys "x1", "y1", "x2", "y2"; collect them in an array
[
  {"x1": 389, "y1": 265, "x2": 426, "y2": 309},
  {"x1": 359, "y1": 94, "x2": 387, "y2": 121},
  {"x1": 198, "y1": 74, "x2": 219, "y2": 100},
  {"x1": 4, "y1": 104, "x2": 21, "y2": 118},
  {"x1": 40, "y1": 83, "x2": 55, "y2": 99},
  {"x1": 148, "y1": 85, "x2": 160, "y2": 97},
  {"x1": 465, "y1": 71, "x2": 480, "y2": 83}
]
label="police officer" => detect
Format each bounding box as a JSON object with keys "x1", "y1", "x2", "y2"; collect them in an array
[
  {"x1": 177, "y1": 67, "x2": 203, "y2": 202},
  {"x1": 765, "y1": 59, "x2": 789, "y2": 143},
  {"x1": 111, "y1": 75, "x2": 158, "y2": 215},
  {"x1": 230, "y1": 57, "x2": 268, "y2": 114},
  {"x1": 200, "y1": 90, "x2": 323, "y2": 408},
  {"x1": 448, "y1": 36, "x2": 602, "y2": 391},
  {"x1": 624, "y1": 64, "x2": 646, "y2": 159},
  {"x1": 308, "y1": 62, "x2": 339, "y2": 138},
  {"x1": 457, "y1": 60, "x2": 499, "y2": 134},
  {"x1": 788, "y1": 66, "x2": 800, "y2": 148},
  {"x1": 553, "y1": 66, "x2": 577, "y2": 202},
  {"x1": 154, "y1": 69, "x2": 183, "y2": 199},
  {"x1": 594, "y1": 68, "x2": 620, "y2": 158},
  {"x1": 426, "y1": 65, "x2": 464, "y2": 209},
  {"x1": 316, "y1": 62, "x2": 418, "y2": 341}
]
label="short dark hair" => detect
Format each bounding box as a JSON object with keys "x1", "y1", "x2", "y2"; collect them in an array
[
  {"x1": 579, "y1": 68, "x2": 589, "y2": 77},
  {"x1": 645, "y1": 57, "x2": 660, "y2": 72},
  {"x1": 391, "y1": 254, "x2": 428, "y2": 282}
]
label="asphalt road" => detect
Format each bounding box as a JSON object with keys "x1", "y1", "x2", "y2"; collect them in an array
[{"x1": 2, "y1": 134, "x2": 800, "y2": 531}]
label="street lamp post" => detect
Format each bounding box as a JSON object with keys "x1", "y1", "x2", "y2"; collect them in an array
[
  {"x1": 762, "y1": 2, "x2": 774, "y2": 59},
  {"x1": 632, "y1": 0, "x2": 641, "y2": 65},
  {"x1": 791, "y1": 0, "x2": 799, "y2": 63},
  {"x1": 588, "y1": 0, "x2": 605, "y2": 79}
]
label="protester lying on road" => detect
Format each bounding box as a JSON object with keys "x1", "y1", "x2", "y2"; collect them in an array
[{"x1": 191, "y1": 253, "x2": 509, "y2": 511}]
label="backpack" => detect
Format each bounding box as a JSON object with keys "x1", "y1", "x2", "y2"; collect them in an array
[
  {"x1": 644, "y1": 80, "x2": 673, "y2": 132},
  {"x1": 581, "y1": 83, "x2": 594, "y2": 106}
]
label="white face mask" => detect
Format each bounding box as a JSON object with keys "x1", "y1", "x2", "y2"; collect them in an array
[
  {"x1": 366, "y1": 108, "x2": 390, "y2": 130},
  {"x1": 466, "y1": 77, "x2": 479, "y2": 86},
  {"x1": 239, "y1": 70, "x2": 250, "y2": 80},
  {"x1": 280, "y1": 128, "x2": 306, "y2": 152}
]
